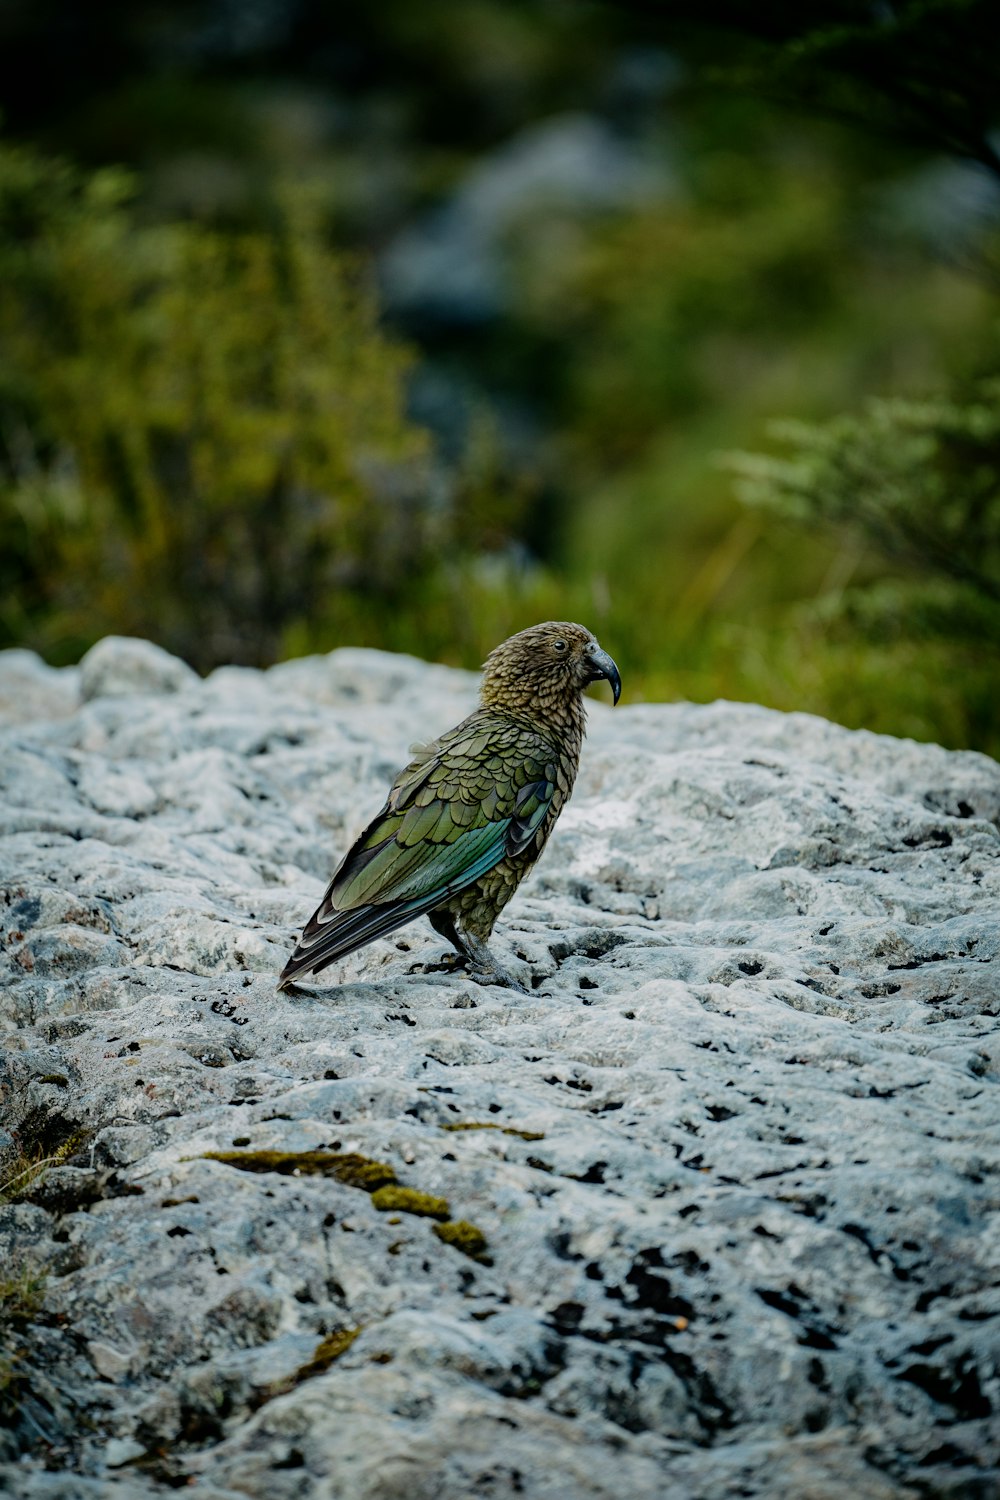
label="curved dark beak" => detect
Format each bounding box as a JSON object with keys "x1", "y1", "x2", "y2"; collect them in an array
[{"x1": 585, "y1": 643, "x2": 621, "y2": 705}]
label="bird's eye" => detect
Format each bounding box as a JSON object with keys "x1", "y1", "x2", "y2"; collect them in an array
[{"x1": 553, "y1": 639, "x2": 567, "y2": 652}]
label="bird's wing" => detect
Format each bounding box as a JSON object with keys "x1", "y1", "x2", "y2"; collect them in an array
[{"x1": 279, "y1": 715, "x2": 557, "y2": 983}]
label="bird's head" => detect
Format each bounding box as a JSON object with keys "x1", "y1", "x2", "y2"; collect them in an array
[{"x1": 480, "y1": 622, "x2": 621, "y2": 718}]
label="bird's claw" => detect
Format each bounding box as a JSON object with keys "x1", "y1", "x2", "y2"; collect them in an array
[{"x1": 467, "y1": 964, "x2": 530, "y2": 995}]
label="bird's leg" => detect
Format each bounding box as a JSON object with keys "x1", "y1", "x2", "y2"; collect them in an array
[
  {"x1": 458, "y1": 932, "x2": 530, "y2": 995},
  {"x1": 414, "y1": 909, "x2": 471, "y2": 974},
  {"x1": 421, "y1": 910, "x2": 528, "y2": 993}
]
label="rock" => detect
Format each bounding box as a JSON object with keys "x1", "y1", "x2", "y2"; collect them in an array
[
  {"x1": 0, "y1": 649, "x2": 79, "y2": 726},
  {"x1": 1, "y1": 640, "x2": 998, "y2": 1497},
  {"x1": 79, "y1": 637, "x2": 200, "y2": 701},
  {"x1": 102, "y1": 1437, "x2": 146, "y2": 1468}
]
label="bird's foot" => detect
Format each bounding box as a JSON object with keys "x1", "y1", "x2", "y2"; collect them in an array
[
  {"x1": 460, "y1": 934, "x2": 528, "y2": 994},
  {"x1": 466, "y1": 958, "x2": 530, "y2": 995}
]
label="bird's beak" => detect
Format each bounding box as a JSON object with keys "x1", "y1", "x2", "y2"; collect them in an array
[{"x1": 585, "y1": 644, "x2": 621, "y2": 705}]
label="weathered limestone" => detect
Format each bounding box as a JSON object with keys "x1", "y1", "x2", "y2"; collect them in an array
[{"x1": 1, "y1": 638, "x2": 998, "y2": 1497}]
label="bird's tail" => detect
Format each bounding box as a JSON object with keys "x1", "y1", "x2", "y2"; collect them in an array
[{"x1": 277, "y1": 893, "x2": 428, "y2": 989}]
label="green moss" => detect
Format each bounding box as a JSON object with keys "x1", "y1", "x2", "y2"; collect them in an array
[
  {"x1": 294, "y1": 1326, "x2": 361, "y2": 1381},
  {"x1": 199, "y1": 1150, "x2": 397, "y2": 1191},
  {"x1": 199, "y1": 1150, "x2": 483, "y2": 1259},
  {"x1": 370, "y1": 1186, "x2": 450, "y2": 1220},
  {"x1": 252, "y1": 1325, "x2": 364, "y2": 1406},
  {"x1": 433, "y1": 1221, "x2": 491, "y2": 1261},
  {"x1": 440, "y1": 1121, "x2": 545, "y2": 1141},
  {"x1": 339, "y1": 1159, "x2": 400, "y2": 1192}
]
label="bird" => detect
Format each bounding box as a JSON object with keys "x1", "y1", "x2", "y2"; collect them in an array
[{"x1": 277, "y1": 622, "x2": 621, "y2": 993}]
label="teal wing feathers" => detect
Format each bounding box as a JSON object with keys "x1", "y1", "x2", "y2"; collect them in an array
[{"x1": 279, "y1": 713, "x2": 557, "y2": 983}]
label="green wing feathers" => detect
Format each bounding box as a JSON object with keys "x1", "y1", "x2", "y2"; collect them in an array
[
  {"x1": 278, "y1": 714, "x2": 557, "y2": 983},
  {"x1": 331, "y1": 812, "x2": 511, "y2": 907}
]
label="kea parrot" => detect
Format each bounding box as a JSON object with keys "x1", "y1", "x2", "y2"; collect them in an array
[{"x1": 278, "y1": 621, "x2": 621, "y2": 993}]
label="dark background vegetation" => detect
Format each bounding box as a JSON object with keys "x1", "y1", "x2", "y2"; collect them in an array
[{"x1": 1, "y1": 0, "x2": 998, "y2": 751}]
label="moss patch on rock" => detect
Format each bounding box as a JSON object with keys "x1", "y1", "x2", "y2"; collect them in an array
[
  {"x1": 199, "y1": 1150, "x2": 397, "y2": 1191},
  {"x1": 200, "y1": 1151, "x2": 484, "y2": 1259},
  {"x1": 252, "y1": 1326, "x2": 363, "y2": 1408},
  {"x1": 371, "y1": 1186, "x2": 450, "y2": 1220},
  {"x1": 294, "y1": 1326, "x2": 361, "y2": 1381},
  {"x1": 440, "y1": 1121, "x2": 545, "y2": 1141},
  {"x1": 432, "y1": 1221, "x2": 490, "y2": 1261}
]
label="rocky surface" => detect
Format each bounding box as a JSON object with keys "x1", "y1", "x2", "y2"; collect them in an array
[{"x1": 1, "y1": 635, "x2": 998, "y2": 1499}]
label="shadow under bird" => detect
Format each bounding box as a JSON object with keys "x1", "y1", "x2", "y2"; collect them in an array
[{"x1": 278, "y1": 622, "x2": 621, "y2": 993}]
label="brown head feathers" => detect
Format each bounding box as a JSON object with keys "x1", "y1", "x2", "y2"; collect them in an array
[{"x1": 479, "y1": 622, "x2": 621, "y2": 722}]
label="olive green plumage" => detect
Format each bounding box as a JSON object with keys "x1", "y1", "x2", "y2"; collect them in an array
[{"x1": 278, "y1": 622, "x2": 621, "y2": 992}]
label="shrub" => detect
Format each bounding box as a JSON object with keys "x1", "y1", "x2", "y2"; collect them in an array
[
  {"x1": 0, "y1": 144, "x2": 434, "y2": 669},
  {"x1": 727, "y1": 379, "x2": 1000, "y2": 617}
]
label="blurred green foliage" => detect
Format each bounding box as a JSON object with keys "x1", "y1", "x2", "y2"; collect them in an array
[
  {"x1": 487, "y1": 105, "x2": 997, "y2": 751},
  {"x1": 730, "y1": 382, "x2": 1000, "y2": 610},
  {"x1": 0, "y1": 1, "x2": 998, "y2": 754},
  {"x1": 648, "y1": 0, "x2": 1000, "y2": 180},
  {"x1": 0, "y1": 144, "x2": 443, "y2": 668},
  {"x1": 727, "y1": 380, "x2": 1000, "y2": 749}
]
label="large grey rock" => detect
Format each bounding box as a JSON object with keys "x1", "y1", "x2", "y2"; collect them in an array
[
  {"x1": 0, "y1": 650, "x2": 79, "y2": 727},
  {"x1": 79, "y1": 636, "x2": 199, "y2": 701},
  {"x1": 1, "y1": 641, "x2": 998, "y2": 1498}
]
